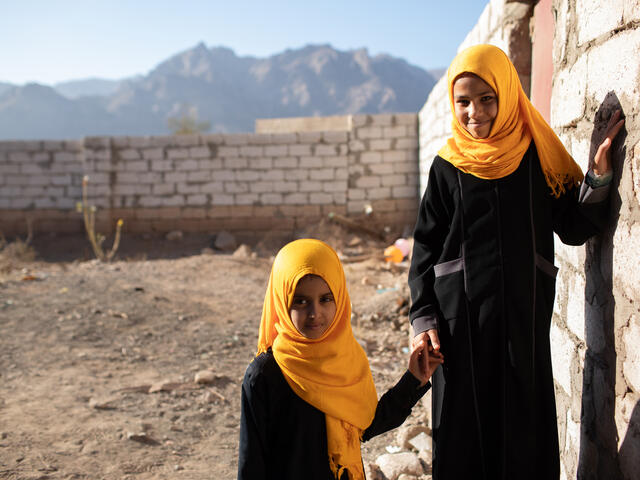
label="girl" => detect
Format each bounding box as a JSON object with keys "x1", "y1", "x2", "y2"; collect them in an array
[
  {"x1": 238, "y1": 238, "x2": 443, "y2": 480},
  {"x1": 408, "y1": 44, "x2": 624, "y2": 480}
]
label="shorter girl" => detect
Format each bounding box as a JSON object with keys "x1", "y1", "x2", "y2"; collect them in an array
[{"x1": 238, "y1": 238, "x2": 443, "y2": 480}]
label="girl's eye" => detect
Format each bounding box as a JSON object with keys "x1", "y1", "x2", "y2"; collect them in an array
[
  {"x1": 320, "y1": 295, "x2": 335, "y2": 304},
  {"x1": 292, "y1": 297, "x2": 308, "y2": 307},
  {"x1": 457, "y1": 99, "x2": 470, "y2": 106},
  {"x1": 481, "y1": 96, "x2": 495, "y2": 102}
]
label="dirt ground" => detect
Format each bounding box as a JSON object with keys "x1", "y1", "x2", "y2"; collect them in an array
[{"x1": 0, "y1": 223, "x2": 428, "y2": 480}]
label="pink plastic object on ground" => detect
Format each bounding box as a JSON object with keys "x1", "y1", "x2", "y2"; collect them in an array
[{"x1": 394, "y1": 238, "x2": 411, "y2": 257}]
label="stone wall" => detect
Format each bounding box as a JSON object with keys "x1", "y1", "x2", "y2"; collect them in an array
[
  {"x1": 0, "y1": 113, "x2": 419, "y2": 240},
  {"x1": 547, "y1": 1, "x2": 640, "y2": 478}
]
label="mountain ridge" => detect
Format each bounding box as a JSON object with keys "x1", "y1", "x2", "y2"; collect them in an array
[{"x1": 0, "y1": 43, "x2": 439, "y2": 140}]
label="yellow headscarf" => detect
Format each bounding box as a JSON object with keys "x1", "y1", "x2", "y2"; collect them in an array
[
  {"x1": 257, "y1": 238, "x2": 378, "y2": 480},
  {"x1": 438, "y1": 44, "x2": 583, "y2": 197}
]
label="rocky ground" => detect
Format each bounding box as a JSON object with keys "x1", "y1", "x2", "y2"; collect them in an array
[{"x1": 0, "y1": 222, "x2": 433, "y2": 480}]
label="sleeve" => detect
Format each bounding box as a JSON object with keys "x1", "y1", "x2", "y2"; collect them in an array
[
  {"x1": 361, "y1": 371, "x2": 430, "y2": 442},
  {"x1": 237, "y1": 363, "x2": 269, "y2": 480},
  {"x1": 408, "y1": 160, "x2": 451, "y2": 336},
  {"x1": 552, "y1": 171, "x2": 611, "y2": 246}
]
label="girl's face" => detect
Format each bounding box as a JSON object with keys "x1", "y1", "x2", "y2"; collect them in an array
[
  {"x1": 289, "y1": 274, "x2": 336, "y2": 339},
  {"x1": 453, "y1": 73, "x2": 498, "y2": 139}
]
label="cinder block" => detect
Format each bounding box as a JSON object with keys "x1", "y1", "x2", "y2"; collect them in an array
[
  {"x1": 236, "y1": 170, "x2": 260, "y2": 181},
  {"x1": 370, "y1": 139, "x2": 393, "y2": 151},
  {"x1": 586, "y1": 29, "x2": 640, "y2": 105},
  {"x1": 224, "y1": 182, "x2": 249, "y2": 194},
  {"x1": 189, "y1": 146, "x2": 211, "y2": 158},
  {"x1": 210, "y1": 170, "x2": 234, "y2": 181},
  {"x1": 351, "y1": 114, "x2": 369, "y2": 127},
  {"x1": 300, "y1": 181, "x2": 323, "y2": 192},
  {"x1": 367, "y1": 187, "x2": 391, "y2": 200},
  {"x1": 119, "y1": 149, "x2": 141, "y2": 161},
  {"x1": 172, "y1": 134, "x2": 200, "y2": 147},
  {"x1": 200, "y1": 182, "x2": 224, "y2": 193},
  {"x1": 322, "y1": 131, "x2": 348, "y2": 143},
  {"x1": 151, "y1": 159, "x2": 173, "y2": 172},
  {"x1": 211, "y1": 193, "x2": 235, "y2": 205},
  {"x1": 139, "y1": 196, "x2": 162, "y2": 207},
  {"x1": 235, "y1": 193, "x2": 259, "y2": 205},
  {"x1": 177, "y1": 182, "x2": 200, "y2": 194},
  {"x1": 199, "y1": 158, "x2": 223, "y2": 170},
  {"x1": 348, "y1": 189, "x2": 366, "y2": 200},
  {"x1": 270, "y1": 133, "x2": 298, "y2": 144},
  {"x1": 322, "y1": 181, "x2": 348, "y2": 193},
  {"x1": 289, "y1": 144, "x2": 313, "y2": 156},
  {"x1": 394, "y1": 161, "x2": 419, "y2": 174},
  {"x1": 356, "y1": 126, "x2": 383, "y2": 140},
  {"x1": 273, "y1": 181, "x2": 298, "y2": 193},
  {"x1": 224, "y1": 158, "x2": 248, "y2": 169},
  {"x1": 285, "y1": 170, "x2": 308, "y2": 181},
  {"x1": 187, "y1": 171, "x2": 211, "y2": 182},
  {"x1": 142, "y1": 148, "x2": 164, "y2": 160},
  {"x1": 22, "y1": 186, "x2": 46, "y2": 196},
  {"x1": 186, "y1": 194, "x2": 207, "y2": 206},
  {"x1": 383, "y1": 150, "x2": 412, "y2": 162},
  {"x1": 323, "y1": 156, "x2": 348, "y2": 168},
  {"x1": 577, "y1": 0, "x2": 624, "y2": 45},
  {"x1": 218, "y1": 146, "x2": 240, "y2": 157},
  {"x1": 250, "y1": 181, "x2": 274, "y2": 193},
  {"x1": 370, "y1": 114, "x2": 393, "y2": 126},
  {"x1": 153, "y1": 184, "x2": 175, "y2": 195},
  {"x1": 116, "y1": 172, "x2": 139, "y2": 184},
  {"x1": 314, "y1": 144, "x2": 338, "y2": 156},
  {"x1": 392, "y1": 186, "x2": 420, "y2": 198},
  {"x1": 274, "y1": 157, "x2": 298, "y2": 168},
  {"x1": 167, "y1": 148, "x2": 190, "y2": 160},
  {"x1": 394, "y1": 113, "x2": 418, "y2": 126},
  {"x1": 125, "y1": 160, "x2": 148, "y2": 172},
  {"x1": 240, "y1": 146, "x2": 263, "y2": 157},
  {"x1": 264, "y1": 145, "x2": 288, "y2": 157},
  {"x1": 395, "y1": 137, "x2": 419, "y2": 149},
  {"x1": 264, "y1": 169, "x2": 285, "y2": 181},
  {"x1": 248, "y1": 134, "x2": 273, "y2": 145},
  {"x1": 8, "y1": 152, "x2": 30, "y2": 162},
  {"x1": 369, "y1": 163, "x2": 394, "y2": 175},
  {"x1": 382, "y1": 174, "x2": 408, "y2": 187},
  {"x1": 129, "y1": 137, "x2": 152, "y2": 148},
  {"x1": 355, "y1": 176, "x2": 381, "y2": 189},
  {"x1": 298, "y1": 132, "x2": 323, "y2": 144},
  {"x1": 383, "y1": 126, "x2": 407, "y2": 138},
  {"x1": 165, "y1": 172, "x2": 188, "y2": 183},
  {"x1": 298, "y1": 156, "x2": 320, "y2": 169},
  {"x1": 309, "y1": 192, "x2": 333, "y2": 205},
  {"x1": 360, "y1": 152, "x2": 382, "y2": 164},
  {"x1": 310, "y1": 169, "x2": 335, "y2": 181},
  {"x1": 613, "y1": 221, "x2": 640, "y2": 300},
  {"x1": 284, "y1": 193, "x2": 308, "y2": 205},
  {"x1": 28, "y1": 175, "x2": 49, "y2": 186},
  {"x1": 335, "y1": 168, "x2": 348, "y2": 180},
  {"x1": 260, "y1": 193, "x2": 283, "y2": 205},
  {"x1": 249, "y1": 157, "x2": 272, "y2": 169}
]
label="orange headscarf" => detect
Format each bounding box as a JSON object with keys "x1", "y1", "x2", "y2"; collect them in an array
[
  {"x1": 257, "y1": 239, "x2": 378, "y2": 480},
  {"x1": 438, "y1": 44, "x2": 583, "y2": 197}
]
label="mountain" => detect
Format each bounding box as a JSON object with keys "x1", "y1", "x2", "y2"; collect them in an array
[
  {"x1": 0, "y1": 82, "x2": 14, "y2": 96},
  {"x1": 54, "y1": 77, "x2": 131, "y2": 99},
  {"x1": 0, "y1": 43, "x2": 438, "y2": 140}
]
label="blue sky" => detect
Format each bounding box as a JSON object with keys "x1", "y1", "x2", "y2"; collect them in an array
[{"x1": 2, "y1": 0, "x2": 488, "y2": 85}]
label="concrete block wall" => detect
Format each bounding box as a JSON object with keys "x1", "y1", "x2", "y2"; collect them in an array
[
  {"x1": 549, "y1": 1, "x2": 640, "y2": 478},
  {"x1": 418, "y1": 0, "x2": 534, "y2": 195},
  {"x1": 0, "y1": 113, "x2": 419, "y2": 240}
]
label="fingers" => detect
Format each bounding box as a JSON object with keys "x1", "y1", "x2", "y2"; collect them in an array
[{"x1": 426, "y1": 329, "x2": 441, "y2": 352}]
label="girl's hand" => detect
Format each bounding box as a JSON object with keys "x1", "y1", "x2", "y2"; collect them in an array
[
  {"x1": 593, "y1": 109, "x2": 625, "y2": 176},
  {"x1": 408, "y1": 340, "x2": 444, "y2": 387}
]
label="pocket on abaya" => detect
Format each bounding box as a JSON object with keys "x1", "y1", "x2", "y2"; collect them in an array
[{"x1": 433, "y1": 257, "x2": 465, "y2": 337}]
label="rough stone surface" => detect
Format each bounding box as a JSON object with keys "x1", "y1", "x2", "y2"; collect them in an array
[{"x1": 376, "y1": 452, "x2": 424, "y2": 480}]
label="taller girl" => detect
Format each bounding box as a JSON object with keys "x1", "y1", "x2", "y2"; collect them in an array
[{"x1": 408, "y1": 44, "x2": 624, "y2": 480}]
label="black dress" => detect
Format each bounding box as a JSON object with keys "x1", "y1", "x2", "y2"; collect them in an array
[
  {"x1": 238, "y1": 349, "x2": 430, "y2": 480},
  {"x1": 408, "y1": 143, "x2": 609, "y2": 480}
]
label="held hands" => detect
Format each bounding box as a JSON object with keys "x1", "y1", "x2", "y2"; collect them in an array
[
  {"x1": 593, "y1": 109, "x2": 625, "y2": 176},
  {"x1": 408, "y1": 329, "x2": 444, "y2": 387}
]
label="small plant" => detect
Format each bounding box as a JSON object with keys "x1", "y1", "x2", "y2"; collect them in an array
[{"x1": 76, "y1": 176, "x2": 123, "y2": 262}]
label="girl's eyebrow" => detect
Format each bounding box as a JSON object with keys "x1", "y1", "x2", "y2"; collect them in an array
[{"x1": 454, "y1": 90, "x2": 494, "y2": 100}]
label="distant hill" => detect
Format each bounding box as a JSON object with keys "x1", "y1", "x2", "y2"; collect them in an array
[
  {"x1": 0, "y1": 82, "x2": 14, "y2": 96},
  {"x1": 0, "y1": 43, "x2": 438, "y2": 140},
  {"x1": 54, "y1": 77, "x2": 132, "y2": 99}
]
